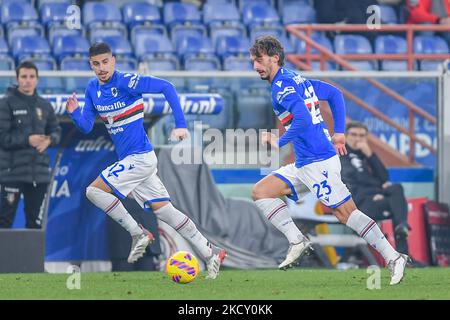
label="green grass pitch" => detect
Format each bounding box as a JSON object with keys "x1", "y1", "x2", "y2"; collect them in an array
[{"x1": 0, "y1": 268, "x2": 449, "y2": 300}]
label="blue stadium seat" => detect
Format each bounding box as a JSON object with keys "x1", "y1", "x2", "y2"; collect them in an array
[
  {"x1": 379, "y1": 5, "x2": 398, "y2": 24},
  {"x1": 89, "y1": 28, "x2": 125, "y2": 44},
  {"x1": 216, "y1": 35, "x2": 250, "y2": 60},
  {"x1": 176, "y1": 35, "x2": 215, "y2": 61},
  {"x1": 140, "y1": 56, "x2": 180, "y2": 71},
  {"x1": 11, "y1": 36, "x2": 51, "y2": 61},
  {"x1": 122, "y1": 2, "x2": 162, "y2": 28},
  {"x1": 334, "y1": 34, "x2": 376, "y2": 70},
  {"x1": 52, "y1": 34, "x2": 89, "y2": 62},
  {"x1": 40, "y1": 2, "x2": 71, "y2": 28},
  {"x1": 203, "y1": 3, "x2": 241, "y2": 25},
  {"x1": 171, "y1": 24, "x2": 207, "y2": 49},
  {"x1": 133, "y1": 33, "x2": 174, "y2": 58},
  {"x1": 163, "y1": 2, "x2": 201, "y2": 29},
  {"x1": 249, "y1": 26, "x2": 285, "y2": 42},
  {"x1": 236, "y1": 89, "x2": 273, "y2": 129},
  {"x1": 223, "y1": 56, "x2": 253, "y2": 70},
  {"x1": 0, "y1": 38, "x2": 9, "y2": 55},
  {"x1": 242, "y1": 3, "x2": 280, "y2": 28},
  {"x1": 8, "y1": 27, "x2": 43, "y2": 46},
  {"x1": 296, "y1": 34, "x2": 333, "y2": 53},
  {"x1": 91, "y1": 35, "x2": 133, "y2": 58},
  {"x1": 0, "y1": 55, "x2": 14, "y2": 71},
  {"x1": 60, "y1": 57, "x2": 91, "y2": 92},
  {"x1": 1, "y1": 2, "x2": 38, "y2": 26},
  {"x1": 239, "y1": 0, "x2": 274, "y2": 11},
  {"x1": 115, "y1": 57, "x2": 138, "y2": 72},
  {"x1": 82, "y1": 2, "x2": 123, "y2": 27},
  {"x1": 48, "y1": 26, "x2": 82, "y2": 46},
  {"x1": 210, "y1": 23, "x2": 247, "y2": 48},
  {"x1": 37, "y1": 0, "x2": 71, "y2": 9},
  {"x1": 375, "y1": 35, "x2": 409, "y2": 70},
  {"x1": 414, "y1": 35, "x2": 449, "y2": 70},
  {"x1": 282, "y1": 2, "x2": 316, "y2": 24},
  {"x1": 184, "y1": 56, "x2": 221, "y2": 71}
]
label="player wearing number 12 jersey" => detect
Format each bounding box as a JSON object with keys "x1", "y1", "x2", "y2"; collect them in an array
[
  {"x1": 250, "y1": 36, "x2": 409, "y2": 285},
  {"x1": 66, "y1": 42, "x2": 226, "y2": 279}
]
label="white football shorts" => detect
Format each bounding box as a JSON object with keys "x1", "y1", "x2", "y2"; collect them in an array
[
  {"x1": 100, "y1": 151, "x2": 170, "y2": 210},
  {"x1": 272, "y1": 155, "x2": 352, "y2": 208}
]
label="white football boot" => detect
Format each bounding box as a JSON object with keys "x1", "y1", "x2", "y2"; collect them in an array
[
  {"x1": 206, "y1": 246, "x2": 227, "y2": 280},
  {"x1": 388, "y1": 253, "x2": 411, "y2": 285},
  {"x1": 279, "y1": 238, "x2": 313, "y2": 270},
  {"x1": 127, "y1": 225, "x2": 154, "y2": 263}
]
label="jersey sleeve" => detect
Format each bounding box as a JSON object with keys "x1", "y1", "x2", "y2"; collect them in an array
[
  {"x1": 309, "y1": 79, "x2": 346, "y2": 134},
  {"x1": 118, "y1": 73, "x2": 187, "y2": 128},
  {"x1": 69, "y1": 86, "x2": 97, "y2": 134},
  {"x1": 275, "y1": 79, "x2": 313, "y2": 148}
]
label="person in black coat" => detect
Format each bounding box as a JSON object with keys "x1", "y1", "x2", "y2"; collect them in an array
[
  {"x1": 340, "y1": 122, "x2": 411, "y2": 254},
  {"x1": 0, "y1": 61, "x2": 61, "y2": 228}
]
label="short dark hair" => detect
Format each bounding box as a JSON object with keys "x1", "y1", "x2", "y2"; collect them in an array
[
  {"x1": 89, "y1": 42, "x2": 112, "y2": 57},
  {"x1": 16, "y1": 60, "x2": 38, "y2": 78},
  {"x1": 249, "y1": 35, "x2": 285, "y2": 66},
  {"x1": 346, "y1": 121, "x2": 369, "y2": 132}
]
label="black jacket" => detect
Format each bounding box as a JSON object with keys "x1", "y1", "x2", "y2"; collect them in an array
[
  {"x1": 0, "y1": 85, "x2": 61, "y2": 184},
  {"x1": 340, "y1": 145, "x2": 389, "y2": 204}
]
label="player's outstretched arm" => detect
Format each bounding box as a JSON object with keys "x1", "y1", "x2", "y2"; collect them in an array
[{"x1": 67, "y1": 92, "x2": 96, "y2": 134}]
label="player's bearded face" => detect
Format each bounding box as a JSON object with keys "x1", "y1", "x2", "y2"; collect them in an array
[
  {"x1": 90, "y1": 53, "x2": 116, "y2": 83},
  {"x1": 252, "y1": 54, "x2": 272, "y2": 80}
]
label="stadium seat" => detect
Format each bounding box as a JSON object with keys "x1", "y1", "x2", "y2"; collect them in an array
[
  {"x1": 210, "y1": 23, "x2": 247, "y2": 48},
  {"x1": 122, "y1": 2, "x2": 162, "y2": 29},
  {"x1": 0, "y1": 55, "x2": 14, "y2": 70},
  {"x1": 26, "y1": 56, "x2": 64, "y2": 93},
  {"x1": 133, "y1": 33, "x2": 174, "y2": 58},
  {"x1": 282, "y1": 2, "x2": 317, "y2": 24},
  {"x1": 216, "y1": 35, "x2": 250, "y2": 60},
  {"x1": 1, "y1": 2, "x2": 39, "y2": 26},
  {"x1": 295, "y1": 34, "x2": 333, "y2": 54},
  {"x1": 203, "y1": 2, "x2": 241, "y2": 26},
  {"x1": 89, "y1": 28, "x2": 126, "y2": 44},
  {"x1": 48, "y1": 26, "x2": 82, "y2": 46},
  {"x1": 176, "y1": 35, "x2": 216, "y2": 62},
  {"x1": 171, "y1": 24, "x2": 208, "y2": 49},
  {"x1": 7, "y1": 27, "x2": 43, "y2": 46},
  {"x1": 375, "y1": 35, "x2": 409, "y2": 71},
  {"x1": 414, "y1": 35, "x2": 449, "y2": 70},
  {"x1": 37, "y1": 0, "x2": 71, "y2": 9},
  {"x1": 238, "y1": 0, "x2": 274, "y2": 11},
  {"x1": 82, "y1": 2, "x2": 123, "y2": 27},
  {"x1": 249, "y1": 25, "x2": 286, "y2": 42},
  {"x1": 140, "y1": 56, "x2": 180, "y2": 71},
  {"x1": 184, "y1": 56, "x2": 221, "y2": 71},
  {"x1": 11, "y1": 35, "x2": 51, "y2": 61},
  {"x1": 52, "y1": 34, "x2": 89, "y2": 62},
  {"x1": 40, "y1": 2, "x2": 71, "y2": 28},
  {"x1": 223, "y1": 55, "x2": 253, "y2": 71},
  {"x1": 163, "y1": 2, "x2": 201, "y2": 29},
  {"x1": 115, "y1": 57, "x2": 138, "y2": 72},
  {"x1": 334, "y1": 34, "x2": 376, "y2": 70},
  {"x1": 60, "y1": 57, "x2": 91, "y2": 92},
  {"x1": 91, "y1": 35, "x2": 133, "y2": 58},
  {"x1": 379, "y1": 5, "x2": 398, "y2": 24},
  {"x1": 236, "y1": 89, "x2": 273, "y2": 129},
  {"x1": 242, "y1": 3, "x2": 280, "y2": 28},
  {"x1": 0, "y1": 37, "x2": 9, "y2": 55}
]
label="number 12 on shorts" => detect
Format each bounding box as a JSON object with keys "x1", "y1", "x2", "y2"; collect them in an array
[{"x1": 313, "y1": 180, "x2": 332, "y2": 199}]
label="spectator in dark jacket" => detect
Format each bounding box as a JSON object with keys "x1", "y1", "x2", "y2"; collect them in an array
[
  {"x1": 340, "y1": 122, "x2": 411, "y2": 255},
  {"x1": 0, "y1": 61, "x2": 61, "y2": 229}
]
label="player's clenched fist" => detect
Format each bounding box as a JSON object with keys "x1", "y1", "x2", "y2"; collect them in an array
[
  {"x1": 332, "y1": 133, "x2": 347, "y2": 156},
  {"x1": 66, "y1": 92, "x2": 78, "y2": 114}
]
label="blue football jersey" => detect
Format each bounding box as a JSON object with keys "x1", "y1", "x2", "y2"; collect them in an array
[
  {"x1": 70, "y1": 71, "x2": 187, "y2": 160},
  {"x1": 271, "y1": 68, "x2": 346, "y2": 168}
]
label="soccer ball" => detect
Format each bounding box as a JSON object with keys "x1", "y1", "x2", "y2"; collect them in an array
[{"x1": 165, "y1": 251, "x2": 200, "y2": 284}]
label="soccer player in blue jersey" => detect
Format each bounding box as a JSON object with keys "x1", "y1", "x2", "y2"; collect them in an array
[
  {"x1": 65, "y1": 42, "x2": 226, "y2": 278},
  {"x1": 250, "y1": 36, "x2": 409, "y2": 285}
]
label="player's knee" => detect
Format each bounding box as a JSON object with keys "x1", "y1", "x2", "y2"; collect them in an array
[
  {"x1": 252, "y1": 184, "x2": 267, "y2": 201},
  {"x1": 86, "y1": 186, "x2": 101, "y2": 203}
]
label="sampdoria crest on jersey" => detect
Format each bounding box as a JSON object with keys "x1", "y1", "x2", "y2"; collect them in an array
[
  {"x1": 276, "y1": 86, "x2": 296, "y2": 103},
  {"x1": 111, "y1": 87, "x2": 118, "y2": 97}
]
